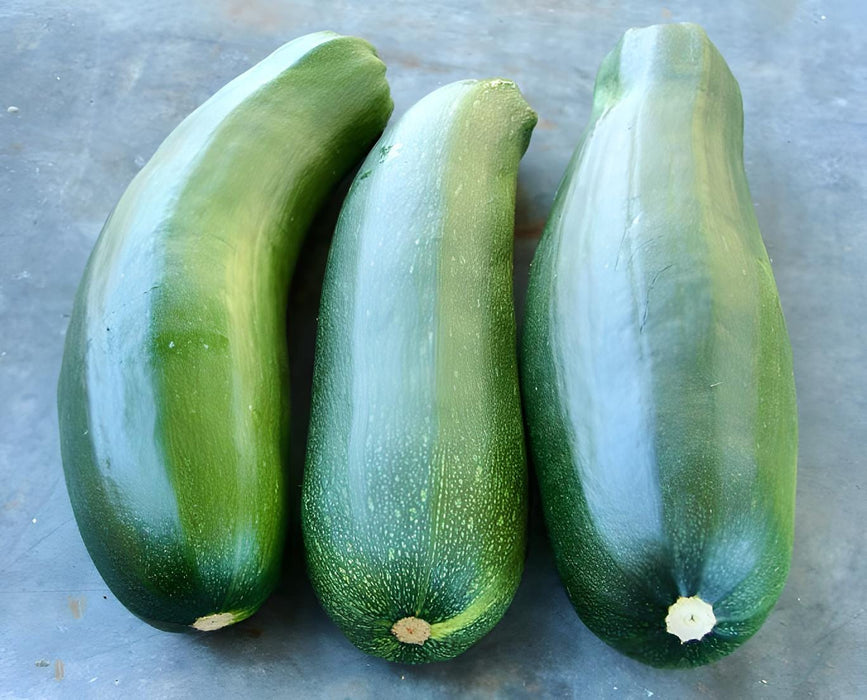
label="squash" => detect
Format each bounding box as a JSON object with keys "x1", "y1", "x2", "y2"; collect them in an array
[
  {"x1": 303, "y1": 79, "x2": 536, "y2": 662},
  {"x1": 57, "y1": 32, "x2": 393, "y2": 631},
  {"x1": 521, "y1": 23, "x2": 798, "y2": 667}
]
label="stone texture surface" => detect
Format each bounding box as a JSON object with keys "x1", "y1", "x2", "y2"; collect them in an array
[{"x1": 1, "y1": 0, "x2": 864, "y2": 697}]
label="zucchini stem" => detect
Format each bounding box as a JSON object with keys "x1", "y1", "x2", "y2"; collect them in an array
[
  {"x1": 391, "y1": 616, "x2": 431, "y2": 645},
  {"x1": 665, "y1": 596, "x2": 716, "y2": 643},
  {"x1": 191, "y1": 611, "x2": 244, "y2": 631}
]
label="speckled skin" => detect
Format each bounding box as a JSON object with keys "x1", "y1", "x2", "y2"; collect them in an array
[
  {"x1": 521, "y1": 24, "x2": 798, "y2": 668},
  {"x1": 56, "y1": 33, "x2": 393, "y2": 631},
  {"x1": 303, "y1": 80, "x2": 536, "y2": 663}
]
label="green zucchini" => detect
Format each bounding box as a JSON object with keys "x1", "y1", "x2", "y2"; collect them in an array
[
  {"x1": 302, "y1": 79, "x2": 536, "y2": 662},
  {"x1": 57, "y1": 32, "x2": 392, "y2": 632},
  {"x1": 521, "y1": 23, "x2": 797, "y2": 667}
]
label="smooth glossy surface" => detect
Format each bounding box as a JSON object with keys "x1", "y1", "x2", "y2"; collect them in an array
[
  {"x1": 303, "y1": 80, "x2": 535, "y2": 663},
  {"x1": 56, "y1": 32, "x2": 393, "y2": 630},
  {"x1": 522, "y1": 23, "x2": 797, "y2": 667}
]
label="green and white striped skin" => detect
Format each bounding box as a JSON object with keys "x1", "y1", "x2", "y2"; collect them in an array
[
  {"x1": 57, "y1": 32, "x2": 393, "y2": 632},
  {"x1": 522, "y1": 24, "x2": 797, "y2": 667},
  {"x1": 303, "y1": 80, "x2": 536, "y2": 663}
]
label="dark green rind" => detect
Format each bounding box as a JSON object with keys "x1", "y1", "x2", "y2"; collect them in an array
[
  {"x1": 303, "y1": 80, "x2": 536, "y2": 663},
  {"x1": 521, "y1": 23, "x2": 797, "y2": 668},
  {"x1": 57, "y1": 32, "x2": 393, "y2": 631}
]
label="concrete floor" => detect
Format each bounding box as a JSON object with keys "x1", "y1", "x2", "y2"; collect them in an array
[{"x1": 1, "y1": 0, "x2": 865, "y2": 697}]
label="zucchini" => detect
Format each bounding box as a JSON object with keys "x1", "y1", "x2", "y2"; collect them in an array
[
  {"x1": 302, "y1": 79, "x2": 536, "y2": 662},
  {"x1": 521, "y1": 23, "x2": 797, "y2": 667},
  {"x1": 57, "y1": 32, "x2": 393, "y2": 631}
]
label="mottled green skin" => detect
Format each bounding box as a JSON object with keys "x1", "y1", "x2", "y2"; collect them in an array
[
  {"x1": 521, "y1": 24, "x2": 798, "y2": 668},
  {"x1": 57, "y1": 32, "x2": 393, "y2": 631},
  {"x1": 303, "y1": 80, "x2": 536, "y2": 663}
]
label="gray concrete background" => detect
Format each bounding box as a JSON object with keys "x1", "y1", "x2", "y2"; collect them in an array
[{"x1": 1, "y1": 0, "x2": 865, "y2": 697}]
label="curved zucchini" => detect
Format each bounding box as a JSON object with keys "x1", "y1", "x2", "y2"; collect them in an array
[
  {"x1": 521, "y1": 23, "x2": 797, "y2": 667},
  {"x1": 303, "y1": 79, "x2": 536, "y2": 662},
  {"x1": 57, "y1": 32, "x2": 393, "y2": 631}
]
